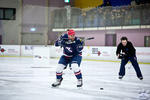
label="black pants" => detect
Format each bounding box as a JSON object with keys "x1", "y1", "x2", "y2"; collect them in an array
[{"x1": 119, "y1": 56, "x2": 143, "y2": 78}]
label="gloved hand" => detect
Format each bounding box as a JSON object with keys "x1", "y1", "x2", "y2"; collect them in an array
[
  {"x1": 118, "y1": 52, "x2": 127, "y2": 59},
  {"x1": 55, "y1": 39, "x2": 65, "y2": 47},
  {"x1": 76, "y1": 44, "x2": 83, "y2": 53}
]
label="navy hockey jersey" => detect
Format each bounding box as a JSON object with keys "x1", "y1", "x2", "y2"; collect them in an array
[{"x1": 55, "y1": 34, "x2": 84, "y2": 57}]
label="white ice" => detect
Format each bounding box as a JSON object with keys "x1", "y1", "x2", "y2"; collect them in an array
[{"x1": 0, "y1": 57, "x2": 150, "y2": 100}]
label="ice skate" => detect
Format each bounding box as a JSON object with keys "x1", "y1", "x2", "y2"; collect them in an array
[
  {"x1": 119, "y1": 75, "x2": 123, "y2": 79},
  {"x1": 138, "y1": 76, "x2": 143, "y2": 80},
  {"x1": 77, "y1": 79, "x2": 83, "y2": 87},
  {"x1": 52, "y1": 78, "x2": 63, "y2": 87}
]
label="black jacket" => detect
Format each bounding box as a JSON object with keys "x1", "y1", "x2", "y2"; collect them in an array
[{"x1": 116, "y1": 41, "x2": 136, "y2": 57}]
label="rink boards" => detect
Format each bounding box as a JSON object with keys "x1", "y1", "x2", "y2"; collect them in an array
[{"x1": 0, "y1": 45, "x2": 150, "y2": 63}]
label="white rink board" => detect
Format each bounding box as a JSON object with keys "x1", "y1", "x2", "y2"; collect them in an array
[
  {"x1": 51, "y1": 46, "x2": 150, "y2": 63},
  {"x1": 0, "y1": 45, "x2": 150, "y2": 63},
  {"x1": 136, "y1": 47, "x2": 150, "y2": 63},
  {"x1": 21, "y1": 45, "x2": 33, "y2": 56},
  {"x1": 0, "y1": 45, "x2": 20, "y2": 56}
]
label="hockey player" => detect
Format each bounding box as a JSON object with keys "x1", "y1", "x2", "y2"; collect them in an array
[
  {"x1": 116, "y1": 36, "x2": 143, "y2": 80},
  {"x1": 52, "y1": 29, "x2": 84, "y2": 87}
]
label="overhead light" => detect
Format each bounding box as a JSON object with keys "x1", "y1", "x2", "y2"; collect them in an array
[
  {"x1": 30, "y1": 27, "x2": 36, "y2": 32},
  {"x1": 64, "y1": 0, "x2": 70, "y2": 3}
]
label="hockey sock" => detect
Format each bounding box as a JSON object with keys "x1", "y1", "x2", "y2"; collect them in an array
[
  {"x1": 56, "y1": 72, "x2": 63, "y2": 79},
  {"x1": 74, "y1": 70, "x2": 82, "y2": 79}
]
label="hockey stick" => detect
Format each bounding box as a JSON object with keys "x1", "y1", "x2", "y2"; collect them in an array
[
  {"x1": 84, "y1": 37, "x2": 94, "y2": 41},
  {"x1": 61, "y1": 37, "x2": 95, "y2": 41}
]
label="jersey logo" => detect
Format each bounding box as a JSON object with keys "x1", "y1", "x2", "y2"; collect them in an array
[{"x1": 65, "y1": 47, "x2": 73, "y2": 53}]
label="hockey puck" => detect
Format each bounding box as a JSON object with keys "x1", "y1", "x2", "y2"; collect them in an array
[{"x1": 100, "y1": 88, "x2": 104, "y2": 90}]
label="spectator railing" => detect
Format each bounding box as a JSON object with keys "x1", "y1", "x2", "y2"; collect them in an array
[{"x1": 51, "y1": 4, "x2": 150, "y2": 29}]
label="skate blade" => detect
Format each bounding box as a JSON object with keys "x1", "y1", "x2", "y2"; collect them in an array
[
  {"x1": 51, "y1": 84, "x2": 60, "y2": 88},
  {"x1": 77, "y1": 86, "x2": 83, "y2": 89},
  {"x1": 51, "y1": 85, "x2": 60, "y2": 88}
]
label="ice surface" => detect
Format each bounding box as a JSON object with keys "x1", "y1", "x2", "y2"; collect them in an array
[{"x1": 0, "y1": 57, "x2": 150, "y2": 100}]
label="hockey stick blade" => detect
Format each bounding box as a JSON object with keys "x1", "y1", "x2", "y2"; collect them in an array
[{"x1": 85, "y1": 37, "x2": 95, "y2": 40}]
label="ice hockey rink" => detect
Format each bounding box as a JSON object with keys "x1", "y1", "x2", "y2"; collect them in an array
[{"x1": 0, "y1": 57, "x2": 150, "y2": 100}]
